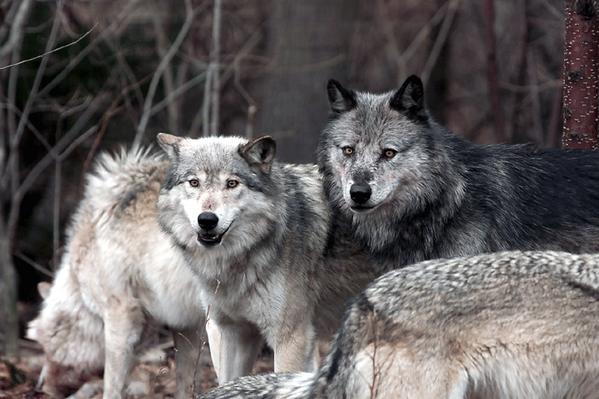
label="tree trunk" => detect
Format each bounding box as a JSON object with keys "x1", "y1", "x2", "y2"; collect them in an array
[
  {"x1": 483, "y1": 0, "x2": 506, "y2": 142},
  {"x1": 562, "y1": 0, "x2": 599, "y2": 149},
  {"x1": 0, "y1": 213, "x2": 19, "y2": 358},
  {"x1": 253, "y1": 0, "x2": 359, "y2": 163}
]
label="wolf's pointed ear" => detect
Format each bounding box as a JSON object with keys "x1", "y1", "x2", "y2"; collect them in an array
[
  {"x1": 157, "y1": 133, "x2": 182, "y2": 159},
  {"x1": 37, "y1": 282, "x2": 51, "y2": 299},
  {"x1": 327, "y1": 79, "x2": 357, "y2": 114},
  {"x1": 390, "y1": 75, "x2": 427, "y2": 121},
  {"x1": 239, "y1": 136, "x2": 276, "y2": 174}
]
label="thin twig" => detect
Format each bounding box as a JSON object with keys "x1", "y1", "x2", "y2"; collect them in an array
[
  {"x1": 192, "y1": 29, "x2": 262, "y2": 137},
  {"x1": 3, "y1": 1, "x2": 63, "y2": 243},
  {"x1": 0, "y1": 23, "x2": 97, "y2": 71},
  {"x1": 201, "y1": 66, "x2": 212, "y2": 137},
  {"x1": 152, "y1": 13, "x2": 179, "y2": 133},
  {"x1": 134, "y1": 0, "x2": 195, "y2": 147},
  {"x1": 397, "y1": 3, "x2": 450, "y2": 74},
  {"x1": 483, "y1": 0, "x2": 506, "y2": 142},
  {"x1": 0, "y1": 102, "x2": 53, "y2": 152},
  {"x1": 37, "y1": 0, "x2": 141, "y2": 99},
  {"x1": 53, "y1": 124, "x2": 62, "y2": 268},
  {"x1": 0, "y1": 0, "x2": 33, "y2": 58},
  {"x1": 209, "y1": 0, "x2": 222, "y2": 136},
  {"x1": 14, "y1": 251, "x2": 53, "y2": 278},
  {"x1": 149, "y1": 71, "x2": 208, "y2": 117},
  {"x1": 80, "y1": 72, "x2": 155, "y2": 180},
  {"x1": 2, "y1": 3, "x2": 62, "y2": 178},
  {"x1": 421, "y1": 0, "x2": 460, "y2": 84}
]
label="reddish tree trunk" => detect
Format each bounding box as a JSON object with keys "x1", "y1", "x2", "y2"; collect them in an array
[{"x1": 562, "y1": 0, "x2": 599, "y2": 149}]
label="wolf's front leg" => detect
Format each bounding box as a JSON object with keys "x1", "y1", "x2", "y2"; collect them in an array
[
  {"x1": 274, "y1": 320, "x2": 318, "y2": 372},
  {"x1": 172, "y1": 324, "x2": 206, "y2": 398},
  {"x1": 210, "y1": 320, "x2": 262, "y2": 384},
  {"x1": 102, "y1": 302, "x2": 144, "y2": 399}
]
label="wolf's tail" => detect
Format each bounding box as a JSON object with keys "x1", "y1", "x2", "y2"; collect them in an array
[
  {"x1": 554, "y1": 253, "x2": 599, "y2": 293},
  {"x1": 199, "y1": 372, "x2": 314, "y2": 399},
  {"x1": 83, "y1": 146, "x2": 165, "y2": 215}
]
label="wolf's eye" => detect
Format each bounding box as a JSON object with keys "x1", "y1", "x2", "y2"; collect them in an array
[
  {"x1": 226, "y1": 179, "x2": 239, "y2": 189},
  {"x1": 342, "y1": 146, "x2": 354, "y2": 156},
  {"x1": 382, "y1": 149, "x2": 398, "y2": 159},
  {"x1": 189, "y1": 179, "x2": 200, "y2": 187}
]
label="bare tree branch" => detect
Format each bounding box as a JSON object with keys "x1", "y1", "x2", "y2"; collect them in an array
[
  {"x1": 134, "y1": 0, "x2": 195, "y2": 147},
  {"x1": 394, "y1": 3, "x2": 449, "y2": 82},
  {"x1": 149, "y1": 71, "x2": 207, "y2": 117},
  {"x1": 200, "y1": 64, "x2": 212, "y2": 137},
  {"x1": 152, "y1": 13, "x2": 179, "y2": 133},
  {"x1": 1, "y1": 3, "x2": 63, "y2": 186},
  {"x1": 209, "y1": 0, "x2": 222, "y2": 136},
  {"x1": 14, "y1": 251, "x2": 53, "y2": 278},
  {"x1": 421, "y1": 0, "x2": 460, "y2": 84},
  {"x1": 483, "y1": 0, "x2": 506, "y2": 142},
  {"x1": 0, "y1": 23, "x2": 97, "y2": 71},
  {"x1": 0, "y1": 0, "x2": 33, "y2": 58},
  {"x1": 37, "y1": 0, "x2": 141, "y2": 99}
]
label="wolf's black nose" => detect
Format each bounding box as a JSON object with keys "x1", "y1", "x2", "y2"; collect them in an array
[
  {"x1": 198, "y1": 212, "x2": 219, "y2": 230},
  {"x1": 350, "y1": 184, "x2": 372, "y2": 204}
]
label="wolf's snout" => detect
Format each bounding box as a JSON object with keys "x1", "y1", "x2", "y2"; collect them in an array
[
  {"x1": 350, "y1": 183, "x2": 372, "y2": 204},
  {"x1": 198, "y1": 212, "x2": 219, "y2": 230}
]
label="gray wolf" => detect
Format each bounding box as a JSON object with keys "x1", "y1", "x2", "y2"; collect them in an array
[
  {"x1": 27, "y1": 148, "x2": 206, "y2": 398},
  {"x1": 318, "y1": 75, "x2": 599, "y2": 270},
  {"x1": 156, "y1": 134, "x2": 375, "y2": 384},
  {"x1": 201, "y1": 250, "x2": 599, "y2": 398}
]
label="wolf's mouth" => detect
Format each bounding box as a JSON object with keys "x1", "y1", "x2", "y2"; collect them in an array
[
  {"x1": 350, "y1": 205, "x2": 376, "y2": 213},
  {"x1": 197, "y1": 232, "x2": 223, "y2": 246},
  {"x1": 197, "y1": 223, "x2": 232, "y2": 247}
]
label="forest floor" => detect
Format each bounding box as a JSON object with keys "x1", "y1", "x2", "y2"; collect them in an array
[{"x1": 0, "y1": 338, "x2": 274, "y2": 398}]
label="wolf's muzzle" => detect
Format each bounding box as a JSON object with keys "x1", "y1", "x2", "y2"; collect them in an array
[{"x1": 197, "y1": 212, "x2": 222, "y2": 246}]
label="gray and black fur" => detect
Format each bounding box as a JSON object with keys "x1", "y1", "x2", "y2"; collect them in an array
[
  {"x1": 319, "y1": 75, "x2": 599, "y2": 270},
  {"x1": 201, "y1": 250, "x2": 599, "y2": 398}
]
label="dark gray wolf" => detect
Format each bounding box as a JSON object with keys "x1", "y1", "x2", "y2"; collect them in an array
[
  {"x1": 27, "y1": 148, "x2": 206, "y2": 398},
  {"x1": 201, "y1": 250, "x2": 599, "y2": 398},
  {"x1": 156, "y1": 134, "x2": 374, "y2": 383},
  {"x1": 319, "y1": 75, "x2": 599, "y2": 269}
]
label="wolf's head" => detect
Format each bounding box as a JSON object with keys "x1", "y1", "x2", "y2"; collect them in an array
[
  {"x1": 157, "y1": 134, "x2": 279, "y2": 258},
  {"x1": 318, "y1": 75, "x2": 448, "y2": 219}
]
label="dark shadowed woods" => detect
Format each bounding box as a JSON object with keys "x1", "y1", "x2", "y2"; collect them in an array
[{"x1": 0, "y1": 0, "x2": 592, "y2": 395}]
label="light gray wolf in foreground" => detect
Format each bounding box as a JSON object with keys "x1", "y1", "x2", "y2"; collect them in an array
[
  {"x1": 27, "y1": 148, "x2": 206, "y2": 398},
  {"x1": 201, "y1": 250, "x2": 599, "y2": 399},
  {"x1": 156, "y1": 134, "x2": 375, "y2": 383},
  {"x1": 319, "y1": 75, "x2": 599, "y2": 270}
]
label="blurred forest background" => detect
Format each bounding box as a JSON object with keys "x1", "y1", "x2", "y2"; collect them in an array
[{"x1": 0, "y1": 0, "x2": 570, "y2": 391}]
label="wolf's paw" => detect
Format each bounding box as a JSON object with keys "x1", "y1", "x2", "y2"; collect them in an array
[{"x1": 126, "y1": 380, "x2": 150, "y2": 397}]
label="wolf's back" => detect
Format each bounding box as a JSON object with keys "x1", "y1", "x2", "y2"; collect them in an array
[
  {"x1": 199, "y1": 372, "x2": 313, "y2": 399},
  {"x1": 201, "y1": 251, "x2": 599, "y2": 399}
]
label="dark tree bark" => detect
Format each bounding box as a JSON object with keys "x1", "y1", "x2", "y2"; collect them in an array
[
  {"x1": 483, "y1": 0, "x2": 506, "y2": 142},
  {"x1": 562, "y1": 0, "x2": 599, "y2": 149},
  {"x1": 0, "y1": 213, "x2": 18, "y2": 358},
  {"x1": 253, "y1": 0, "x2": 359, "y2": 163}
]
